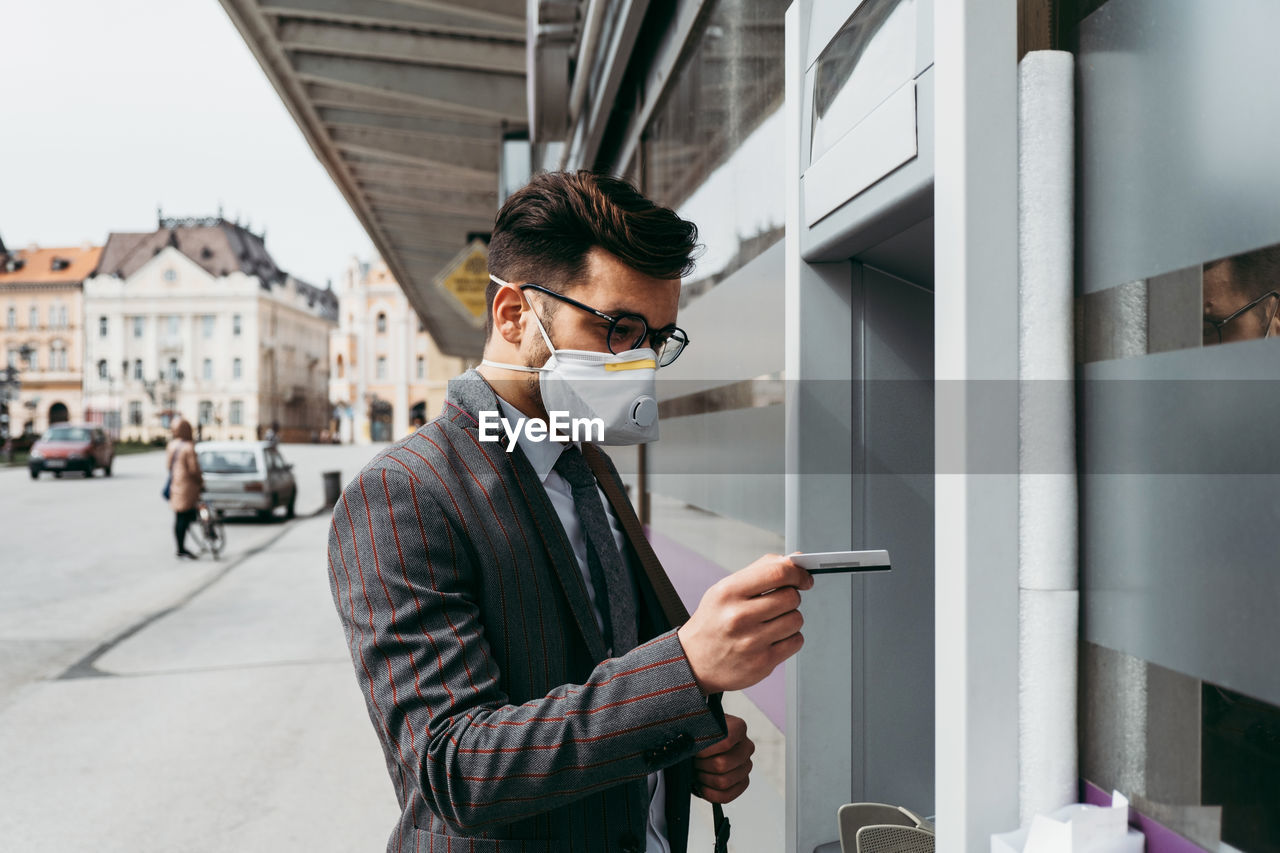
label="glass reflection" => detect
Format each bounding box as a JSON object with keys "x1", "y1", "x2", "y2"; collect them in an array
[{"x1": 1202, "y1": 244, "x2": 1280, "y2": 345}]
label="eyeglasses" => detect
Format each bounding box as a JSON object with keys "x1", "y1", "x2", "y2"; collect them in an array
[
  {"x1": 520, "y1": 283, "x2": 690, "y2": 367},
  {"x1": 1203, "y1": 290, "x2": 1280, "y2": 345}
]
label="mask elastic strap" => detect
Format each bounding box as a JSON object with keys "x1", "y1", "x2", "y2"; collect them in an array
[{"x1": 480, "y1": 358, "x2": 542, "y2": 374}]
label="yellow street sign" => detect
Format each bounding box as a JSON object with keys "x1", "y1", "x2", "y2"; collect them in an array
[{"x1": 433, "y1": 240, "x2": 489, "y2": 326}]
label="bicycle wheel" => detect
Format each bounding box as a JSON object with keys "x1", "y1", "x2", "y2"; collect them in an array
[
  {"x1": 205, "y1": 517, "x2": 225, "y2": 559},
  {"x1": 186, "y1": 518, "x2": 209, "y2": 557}
]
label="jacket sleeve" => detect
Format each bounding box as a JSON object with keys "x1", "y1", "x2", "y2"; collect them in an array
[{"x1": 326, "y1": 466, "x2": 726, "y2": 832}]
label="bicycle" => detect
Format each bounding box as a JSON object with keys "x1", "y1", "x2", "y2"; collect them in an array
[{"x1": 186, "y1": 501, "x2": 226, "y2": 559}]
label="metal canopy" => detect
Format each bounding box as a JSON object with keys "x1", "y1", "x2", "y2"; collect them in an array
[{"x1": 219, "y1": 0, "x2": 528, "y2": 357}]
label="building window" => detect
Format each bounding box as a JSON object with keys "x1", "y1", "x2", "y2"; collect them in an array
[
  {"x1": 198, "y1": 400, "x2": 213, "y2": 425},
  {"x1": 167, "y1": 315, "x2": 179, "y2": 336},
  {"x1": 167, "y1": 358, "x2": 179, "y2": 381},
  {"x1": 163, "y1": 269, "x2": 177, "y2": 282},
  {"x1": 99, "y1": 316, "x2": 108, "y2": 337},
  {"x1": 48, "y1": 306, "x2": 57, "y2": 328},
  {"x1": 202, "y1": 315, "x2": 214, "y2": 338},
  {"x1": 134, "y1": 359, "x2": 143, "y2": 380},
  {"x1": 233, "y1": 314, "x2": 242, "y2": 336},
  {"x1": 50, "y1": 342, "x2": 67, "y2": 372},
  {"x1": 202, "y1": 358, "x2": 213, "y2": 381},
  {"x1": 6, "y1": 348, "x2": 15, "y2": 367},
  {"x1": 5, "y1": 307, "x2": 13, "y2": 329},
  {"x1": 230, "y1": 400, "x2": 243, "y2": 426},
  {"x1": 416, "y1": 355, "x2": 425, "y2": 379},
  {"x1": 336, "y1": 354, "x2": 344, "y2": 378},
  {"x1": 98, "y1": 359, "x2": 109, "y2": 380},
  {"x1": 376, "y1": 355, "x2": 387, "y2": 379},
  {"x1": 133, "y1": 316, "x2": 144, "y2": 338},
  {"x1": 28, "y1": 349, "x2": 38, "y2": 371},
  {"x1": 377, "y1": 312, "x2": 387, "y2": 334},
  {"x1": 31, "y1": 307, "x2": 40, "y2": 329},
  {"x1": 58, "y1": 305, "x2": 67, "y2": 329},
  {"x1": 128, "y1": 400, "x2": 142, "y2": 426},
  {"x1": 232, "y1": 357, "x2": 242, "y2": 380}
]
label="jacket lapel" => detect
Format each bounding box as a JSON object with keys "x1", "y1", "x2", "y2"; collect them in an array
[{"x1": 445, "y1": 371, "x2": 610, "y2": 663}]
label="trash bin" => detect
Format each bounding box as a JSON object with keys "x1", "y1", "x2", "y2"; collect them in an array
[{"x1": 323, "y1": 470, "x2": 342, "y2": 508}]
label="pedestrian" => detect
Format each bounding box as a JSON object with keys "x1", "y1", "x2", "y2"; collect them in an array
[
  {"x1": 166, "y1": 417, "x2": 203, "y2": 559},
  {"x1": 327, "y1": 171, "x2": 810, "y2": 852}
]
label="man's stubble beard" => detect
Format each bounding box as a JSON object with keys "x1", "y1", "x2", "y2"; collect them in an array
[{"x1": 522, "y1": 314, "x2": 552, "y2": 413}]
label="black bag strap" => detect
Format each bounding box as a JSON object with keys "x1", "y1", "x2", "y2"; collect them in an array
[{"x1": 583, "y1": 444, "x2": 731, "y2": 853}]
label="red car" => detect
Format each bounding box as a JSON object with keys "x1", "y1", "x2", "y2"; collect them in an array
[{"x1": 28, "y1": 424, "x2": 115, "y2": 478}]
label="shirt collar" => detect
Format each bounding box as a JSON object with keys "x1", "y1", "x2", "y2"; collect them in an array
[{"x1": 496, "y1": 396, "x2": 570, "y2": 483}]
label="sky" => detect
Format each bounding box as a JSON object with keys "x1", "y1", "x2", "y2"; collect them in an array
[{"x1": 0, "y1": 0, "x2": 374, "y2": 288}]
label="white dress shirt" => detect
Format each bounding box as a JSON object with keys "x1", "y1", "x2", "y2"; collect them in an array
[{"x1": 496, "y1": 398, "x2": 670, "y2": 853}]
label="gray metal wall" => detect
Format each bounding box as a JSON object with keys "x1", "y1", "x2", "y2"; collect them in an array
[{"x1": 855, "y1": 264, "x2": 935, "y2": 812}]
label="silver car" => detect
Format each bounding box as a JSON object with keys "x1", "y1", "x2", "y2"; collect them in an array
[{"x1": 197, "y1": 441, "x2": 298, "y2": 520}]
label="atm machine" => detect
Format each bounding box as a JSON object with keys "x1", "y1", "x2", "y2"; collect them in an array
[{"x1": 785, "y1": 1, "x2": 936, "y2": 850}]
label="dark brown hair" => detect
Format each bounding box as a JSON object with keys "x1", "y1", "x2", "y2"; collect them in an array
[{"x1": 484, "y1": 171, "x2": 700, "y2": 337}]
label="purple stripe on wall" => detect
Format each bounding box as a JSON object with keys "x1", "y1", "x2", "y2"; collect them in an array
[
  {"x1": 1083, "y1": 782, "x2": 1210, "y2": 852},
  {"x1": 646, "y1": 526, "x2": 787, "y2": 731}
]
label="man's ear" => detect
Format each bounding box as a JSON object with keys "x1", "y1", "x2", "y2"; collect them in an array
[{"x1": 490, "y1": 284, "x2": 527, "y2": 346}]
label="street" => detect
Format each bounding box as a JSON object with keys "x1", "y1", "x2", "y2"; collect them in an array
[{"x1": 0, "y1": 442, "x2": 399, "y2": 851}]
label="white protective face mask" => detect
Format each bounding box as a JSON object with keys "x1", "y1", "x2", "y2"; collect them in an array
[{"x1": 480, "y1": 275, "x2": 660, "y2": 445}]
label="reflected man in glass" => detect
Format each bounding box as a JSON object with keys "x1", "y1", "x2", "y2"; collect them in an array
[{"x1": 1202, "y1": 245, "x2": 1280, "y2": 345}]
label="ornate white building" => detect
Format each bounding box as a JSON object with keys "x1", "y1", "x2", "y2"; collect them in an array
[
  {"x1": 329, "y1": 258, "x2": 467, "y2": 444},
  {"x1": 83, "y1": 216, "x2": 337, "y2": 443}
]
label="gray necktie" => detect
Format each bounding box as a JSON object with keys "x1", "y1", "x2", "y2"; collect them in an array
[{"x1": 553, "y1": 445, "x2": 638, "y2": 655}]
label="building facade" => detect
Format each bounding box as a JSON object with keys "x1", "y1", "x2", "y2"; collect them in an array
[
  {"x1": 0, "y1": 243, "x2": 103, "y2": 438},
  {"x1": 83, "y1": 216, "x2": 336, "y2": 443},
  {"x1": 329, "y1": 257, "x2": 466, "y2": 444}
]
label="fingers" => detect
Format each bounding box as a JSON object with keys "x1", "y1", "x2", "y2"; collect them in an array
[
  {"x1": 695, "y1": 714, "x2": 748, "y2": 758},
  {"x1": 760, "y1": 608, "x2": 804, "y2": 645},
  {"x1": 694, "y1": 723, "x2": 756, "y2": 805},
  {"x1": 695, "y1": 759, "x2": 753, "y2": 802},
  {"x1": 731, "y1": 554, "x2": 813, "y2": 599},
  {"x1": 696, "y1": 775, "x2": 751, "y2": 804},
  {"x1": 744, "y1": 585, "x2": 803, "y2": 622}
]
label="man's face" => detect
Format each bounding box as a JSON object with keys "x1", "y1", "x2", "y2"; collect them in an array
[
  {"x1": 521, "y1": 247, "x2": 681, "y2": 365},
  {"x1": 1203, "y1": 261, "x2": 1280, "y2": 345}
]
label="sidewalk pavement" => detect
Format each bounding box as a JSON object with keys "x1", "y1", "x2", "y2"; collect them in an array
[{"x1": 0, "y1": 511, "x2": 399, "y2": 851}]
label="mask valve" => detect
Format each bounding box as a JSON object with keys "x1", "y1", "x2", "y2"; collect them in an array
[{"x1": 630, "y1": 396, "x2": 658, "y2": 428}]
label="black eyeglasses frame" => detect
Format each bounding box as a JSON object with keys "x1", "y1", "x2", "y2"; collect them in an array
[
  {"x1": 518, "y1": 283, "x2": 690, "y2": 366},
  {"x1": 1203, "y1": 289, "x2": 1280, "y2": 345}
]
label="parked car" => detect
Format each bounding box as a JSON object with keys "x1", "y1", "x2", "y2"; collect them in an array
[
  {"x1": 197, "y1": 440, "x2": 297, "y2": 520},
  {"x1": 29, "y1": 424, "x2": 114, "y2": 479}
]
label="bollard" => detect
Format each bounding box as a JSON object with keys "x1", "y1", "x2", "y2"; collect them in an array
[{"x1": 323, "y1": 470, "x2": 342, "y2": 508}]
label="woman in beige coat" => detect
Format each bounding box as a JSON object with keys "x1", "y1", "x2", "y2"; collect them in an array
[{"x1": 165, "y1": 418, "x2": 204, "y2": 558}]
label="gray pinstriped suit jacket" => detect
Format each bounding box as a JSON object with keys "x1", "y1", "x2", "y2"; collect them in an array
[{"x1": 327, "y1": 370, "x2": 727, "y2": 853}]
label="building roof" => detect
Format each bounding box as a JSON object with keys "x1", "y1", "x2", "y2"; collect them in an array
[
  {"x1": 0, "y1": 244, "x2": 104, "y2": 285},
  {"x1": 96, "y1": 217, "x2": 286, "y2": 286},
  {"x1": 288, "y1": 274, "x2": 340, "y2": 322}
]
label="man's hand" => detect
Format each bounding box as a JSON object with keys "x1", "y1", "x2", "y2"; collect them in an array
[
  {"x1": 693, "y1": 714, "x2": 754, "y2": 804},
  {"x1": 677, "y1": 553, "x2": 811, "y2": 695}
]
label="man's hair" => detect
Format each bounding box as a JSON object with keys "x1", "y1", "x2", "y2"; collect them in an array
[
  {"x1": 1209, "y1": 243, "x2": 1280, "y2": 301},
  {"x1": 484, "y1": 171, "x2": 700, "y2": 338}
]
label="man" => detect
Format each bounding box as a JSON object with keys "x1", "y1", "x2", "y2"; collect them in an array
[
  {"x1": 327, "y1": 171, "x2": 810, "y2": 852},
  {"x1": 1202, "y1": 245, "x2": 1280, "y2": 345}
]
